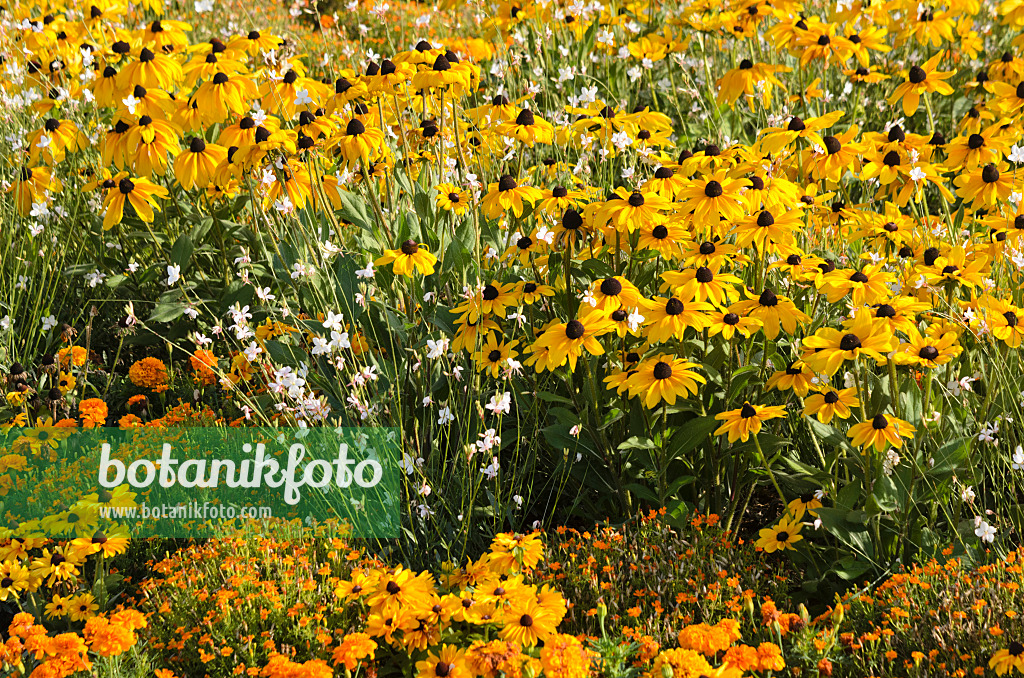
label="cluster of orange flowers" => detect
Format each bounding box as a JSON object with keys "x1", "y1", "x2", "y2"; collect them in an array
[{"x1": 0, "y1": 609, "x2": 144, "y2": 678}]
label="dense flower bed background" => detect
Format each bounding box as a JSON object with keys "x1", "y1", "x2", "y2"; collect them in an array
[{"x1": 5, "y1": 0, "x2": 1024, "y2": 673}]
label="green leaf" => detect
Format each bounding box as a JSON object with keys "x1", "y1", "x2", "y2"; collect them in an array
[
  {"x1": 834, "y1": 555, "x2": 872, "y2": 581},
  {"x1": 667, "y1": 416, "x2": 717, "y2": 461},
  {"x1": 618, "y1": 436, "x2": 657, "y2": 451},
  {"x1": 624, "y1": 482, "x2": 659, "y2": 504},
  {"x1": 169, "y1": 234, "x2": 193, "y2": 271},
  {"x1": 333, "y1": 254, "x2": 363, "y2": 319},
  {"x1": 871, "y1": 474, "x2": 900, "y2": 513},
  {"x1": 336, "y1": 189, "x2": 372, "y2": 231},
  {"x1": 816, "y1": 507, "x2": 874, "y2": 559},
  {"x1": 835, "y1": 478, "x2": 863, "y2": 512},
  {"x1": 148, "y1": 302, "x2": 184, "y2": 323},
  {"x1": 929, "y1": 437, "x2": 968, "y2": 475},
  {"x1": 263, "y1": 339, "x2": 305, "y2": 367}
]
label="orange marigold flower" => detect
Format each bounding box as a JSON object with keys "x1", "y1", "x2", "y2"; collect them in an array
[
  {"x1": 128, "y1": 357, "x2": 169, "y2": 390},
  {"x1": 79, "y1": 398, "x2": 108, "y2": 428}
]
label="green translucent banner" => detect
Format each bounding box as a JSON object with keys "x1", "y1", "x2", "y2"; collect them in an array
[{"x1": 0, "y1": 427, "x2": 400, "y2": 538}]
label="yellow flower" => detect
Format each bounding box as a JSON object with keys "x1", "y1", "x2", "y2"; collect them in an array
[
  {"x1": 756, "y1": 515, "x2": 804, "y2": 553},
  {"x1": 375, "y1": 240, "x2": 438, "y2": 276}
]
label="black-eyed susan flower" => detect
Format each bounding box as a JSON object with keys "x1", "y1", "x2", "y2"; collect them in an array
[
  {"x1": 803, "y1": 387, "x2": 859, "y2": 424},
  {"x1": 333, "y1": 118, "x2": 386, "y2": 167},
  {"x1": 531, "y1": 311, "x2": 615, "y2": 371},
  {"x1": 765, "y1": 361, "x2": 816, "y2": 397},
  {"x1": 707, "y1": 310, "x2": 763, "y2": 341},
  {"x1": 678, "y1": 171, "x2": 747, "y2": 236},
  {"x1": 756, "y1": 110, "x2": 844, "y2": 155},
  {"x1": 989, "y1": 642, "x2": 1024, "y2": 676},
  {"x1": 473, "y1": 336, "x2": 518, "y2": 377},
  {"x1": 756, "y1": 516, "x2": 803, "y2": 553},
  {"x1": 716, "y1": 58, "x2": 790, "y2": 110},
  {"x1": 848, "y1": 412, "x2": 916, "y2": 453},
  {"x1": 435, "y1": 183, "x2": 470, "y2": 214},
  {"x1": 102, "y1": 173, "x2": 169, "y2": 230},
  {"x1": 954, "y1": 162, "x2": 1016, "y2": 207},
  {"x1": 535, "y1": 185, "x2": 585, "y2": 214},
  {"x1": 599, "y1": 188, "x2": 672, "y2": 234},
  {"x1": 888, "y1": 53, "x2": 956, "y2": 116},
  {"x1": 801, "y1": 310, "x2": 897, "y2": 376},
  {"x1": 496, "y1": 107, "x2": 555, "y2": 147},
  {"x1": 588, "y1": 276, "x2": 642, "y2": 311},
  {"x1": 455, "y1": 281, "x2": 519, "y2": 323},
  {"x1": 480, "y1": 175, "x2": 543, "y2": 219},
  {"x1": 714, "y1": 401, "x2": 788, "y2": 443},
  {"x1": 729, "y1": 288, "x2": 810, "y2": 340},
  {"x1": 660, "y1": 265, "x2": 741, "y2": 308},
  {"x1": 642, "y1": 293, "x2": 714, "y2": 342},
  {"x1": 518, "y1": 281, "x2": 555, "y2": 305},
  {"x1": 375, "y1": 240, "x2": 438, "y2": 277},
  {"x1": 986, "y1": 298, "x2": 1024, "y2": 348},
  {"x1": 818, "y1": 264, "x2": 895, "y2": 305},
  {"x1": 731, "y1": 207, "x2": 801, "y2": 254},
  {"x1": 173, "y1": 136, "x2": 227, "y2": 190},
  {"x1": 893, "y1": 327, "x2": 962, "y2": 369},
  {"x1": 623, "y1": 355, "x2": 706, "y2": 408}
]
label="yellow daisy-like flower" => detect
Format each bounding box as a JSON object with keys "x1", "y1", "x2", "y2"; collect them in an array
[
  {"x1": 847, "y1": 412, "x2": 917, "y2": 453},
  {"x1": 756, "y1": 515, "x2": 804, "y2": 553},
  {"x1": 714, "y1": 402, "x2": 788, "y2": 443},
  {"x1": 375, "y1": 240, "x2": 438, "y2": 276}
]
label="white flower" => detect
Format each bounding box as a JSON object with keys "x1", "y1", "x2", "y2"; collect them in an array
[
  {"x1": 1011, "y1": 144, "x2": 1024, "y2": 164},
  {"x1": 294, "y1": 88, "x2": 313, "y2": 106},
  {"x1": 882, "y1": 449, "x2": 901, "y2": 476},
  {"x1": 426, "y1": 338, "x2": 449, "y2": 360},
  {"x1": 962, "y1": 485, "x2": 976, "y2": 503},
  {"x1": 84, "y1": 270, "x2": 105, "y2": 288},
  {"x1": 486, "y1": 392, "x2": 511, "y2": 416},
  {"x1": 121, "y1": 95, "x2": 139, "y2": 115},
  {"x1": 513, "y1": 495, "x2": 524, "y2": 508},
  {"x1": 323, "y1": 311, "x2": 345, "y2": 332},
  {"x1": 611, "y1": 130, "x2": 633, "y2": 151},
  {"x1": 166, "y1": 264, "x2": 181, "y2": 286},
  {"x1": 1012, "y1": 445, "x2": 1024, "y2": 470},
  {"x1": 242, "y1": 341, "x2": 262, "y2": 362},
  {"x1": 356, "y1": 261, "x2": 375, "y2": 278},
  {"x1": 194, "y1": 0, "x2": 214, "y2": 11},
  {"x1": 274, "y1": 196, "x2": 294, "y2": 214},
  {"x1": 311, "y1": 336, "x2": 331, "y2": 355},
  {"x1": 627, "y1": 308, "x2": 645, "y2": 332},
  {"x1": 399, "y1": 452, "x2": 423, "y2": 474},
  {"x1": 975, "y1": 519, "x2": 997, "y2": 543},
  {"x1": 909, "y1": 166, "x2": 926, "y2": 182},
  {"x1": 437, "y1": 406, "x2": 455, "y2": 425},
  {"x1": 481, "y1": 456, "x2": 500, "y2": 480},
  {"x1": 41, "y1": 315, "x2": 57, "y2": 331}
]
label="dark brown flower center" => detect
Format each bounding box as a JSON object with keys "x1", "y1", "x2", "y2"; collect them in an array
[{"x1": 839, "y1": 334, "x2": 862, "y2": 351}]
